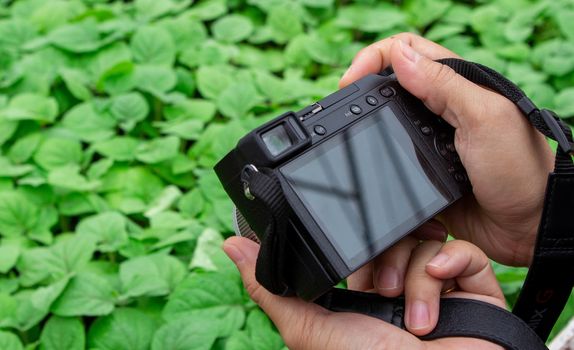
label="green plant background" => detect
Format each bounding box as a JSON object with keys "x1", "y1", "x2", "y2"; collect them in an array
[{"x1": 0, "y1": 0, "x2": 572, "y2": 348}]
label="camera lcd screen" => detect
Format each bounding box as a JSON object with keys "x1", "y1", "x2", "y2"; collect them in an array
[{"x1": 280, "y1": 106, "x2": 449, "y2": 270}]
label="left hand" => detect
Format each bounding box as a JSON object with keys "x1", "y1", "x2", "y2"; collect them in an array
[{"x1": 223, "y1": 236, "x2": 506, "y2": 349}]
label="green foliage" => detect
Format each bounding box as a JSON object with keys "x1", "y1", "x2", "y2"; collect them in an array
[{"x1": 0, "y1": 0, "x2": 572, "y2": 348}]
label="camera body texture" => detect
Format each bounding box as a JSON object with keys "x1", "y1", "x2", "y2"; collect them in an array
[{"x1": 215, "y1": 73, "x2": 470, "y2": 301}]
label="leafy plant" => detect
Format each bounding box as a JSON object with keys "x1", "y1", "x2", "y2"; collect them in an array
[{"x1": 0, "y1": 0, "x2": 572, "y2": 348}]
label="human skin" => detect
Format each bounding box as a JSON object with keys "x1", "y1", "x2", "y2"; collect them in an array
[
  {"x1": 223, "y1": 236, "x2": 505, "y2": 350},
  {"x1": 340, "y1": 33, "x2": 554, "y2": 335}
]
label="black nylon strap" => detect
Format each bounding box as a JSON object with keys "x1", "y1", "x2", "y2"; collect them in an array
[
  {"x1": 248, "y1": 170, "x2": 293, "y2": 296},
  {"x1": 511, "y1": 169, "x2": 574, "y2": 339},
  {"x1": 316, "y1": 289, "x2": 548, "y2": 350}
]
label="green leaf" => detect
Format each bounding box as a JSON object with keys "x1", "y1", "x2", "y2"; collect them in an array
[
  {"x1": 110, "y1": 92, "x2": 149, "y2": 131},
  {"x1": 0, "y1": 240, "x2": 21, "y2": 273},
  {"x1": 151, "y1": 315, "x2": 220, "y2": 350},
  {"x1": 0, "y1": 19, "x2": 37, "y2": 49},
  {"x1": 0, "y1": 191, "x2": 38, "y2": 237},
  {"x1": 267, "y1": 4, "x2": 304, "y2": 43},
  {"x1": 0, "y1": 117, "x2": 18, "y2": 147},
  {"x1": 134, "y1": 65, "x2": 177, "y2": 95},
  {"x1": 145, "y1": 185, "x2": 182, "y2": 217},
  {"x1": 212, "y1": 15, "x2": 254, "y2": 44},
  {"x1": 404, "y1": 0, "x2": 451, "y2": 27},
  {"x1": 189, "y1": 228, "x2": 231, "y2": 272},
  {"x1": 161, "y1": 17, "x2": 207, "y2": 53},
  {"x1": 196, "y1": 65, "x2": 234, "y2": 99},
  {"x1": 12, "y1": 277, "x2": 71, "y2": 330},
  {"x1": 163, "y1": 272, "x2": 245, "y2": 338},
  {"x1": 299, "y1": 0, "x2": 333, "y2": 7},
  {"x1": 336, "y1": 4, "x2": 405, "y2": 32},
  {"x1": 51, "y1": 272, "x2": 116, "y2": 317},
  {"x1": 532, "y1": 40, "x2": 574, "y2": 77},
  {"x1": 1, "y1": 93, "x2": 58, "y2": 123},
  {"x1": 48, "y1": 165, "x2": 101, "y2": 192},
  {"x1": 0, "y1": 157, "x2": 34, "y2": 177},
  {"x1": 77, "y1": 212, "x2": 129, "y2": 253},
  {"x1": 92, "y1": 137, "x2": 140, "y2": 162},
  {"x1": 245, "y1": 309, "x2": 284, "y2": 350},
  {"x1": 60, "y1": 68, "x2": 92, "y2": 101},
  {"x1": 48, "y1": 20, "x2": 101, "y2": 53},
  {"x1": 136, "y1": 136, "x2": 180, "y2": 164},
  {"x1": 120, "y1": 253, "x2": 186, "y2": 298},
  {"x1": 61, "y1": 103, "x2": 116, "y2": 142},
  {"x1": 101, "y1": 166, "x2": 163, "y2": 214},
  {"x1": 187, "y1": 0, "x2": 227, "y2": 20},
  {"x1": 217, "y1": 82, "x2": 261, "y2": 119},
  {"x1": 555, "y1": 88, "x2": 574, "y2": 118},
  {"x1": 40, "y1": 316, "x2": 85, "y2": 350},
  {"x1": 157, "y1": 118, "x2": 205, "y2": 140},
  {"x1": 131, "y1": 26, "x2": 176, "y2": 65},
  {"x1": 8, "y1": 132, "x2": 42, "y2": 164},
  {"x1": 164, "y1": 99, "x2": 216, "y2": 121},
  {"x1": 88, "y1": 308, "x2": 158, "y2": 350},
  {"x1": 17, "y1": 235, "x2": 96, "y2": 286},
  {"x1": 0, "y1": 331, "x2": 23, "y2": 350},
  {"x1": 34, "y1": 137, "x2": 83, "y2": 170},
  {"x1": 556, "y1": 10, "x2": 574, "y2": 41},
  {"x1": 135, "y1": 0, "x2": 175, "y2": 21},
  {"x1": 0, "y1": 293, "x2": 17, "y2": 328}
]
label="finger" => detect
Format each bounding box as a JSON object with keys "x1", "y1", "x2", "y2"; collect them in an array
[
  {"x1": 373, "y1": 236, "x2": 419, "y2": 297},
  {"x1": 404, "y1": 240, "x2": 444, "y2": 336},
  {"x1": 426, "y1": 240, "x2": 505, "y2": 305},
  {"x1": 411, "y1": 219, "x2": 448, "y2": 242},
  {"x1": 388, "y1": 39, "x2": 505, "y2": 131},
  {"x1": 340, "y1": 32, "x2": 459, "y2": 87},
  {"x1": 347, "y1": 261, "x2": 375, "y2": 292},
  {"x1": 222, "y1": 237, "x2": 323, "y2": 324},
  {"x1": 223, "y1": 237, "x2": 423, "y2": 350}
]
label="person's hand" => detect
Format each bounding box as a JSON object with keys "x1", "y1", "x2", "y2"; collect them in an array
[
  {"x1": 341, "y1": 32, "x2": 554, "y2": 335},
  {"x1": 340, "y1": 33, "x2": 554, "y2": 268},
  {"x1": 223, "y1": 236, "x2": 506, "y2": 349},
  {"x1": 340, "y1": 35, "x2": 554, "y2": 322}
]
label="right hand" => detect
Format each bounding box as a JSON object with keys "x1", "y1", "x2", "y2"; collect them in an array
[{"x1": 341, "y1": 33, "x2": 555, "y2": 334}]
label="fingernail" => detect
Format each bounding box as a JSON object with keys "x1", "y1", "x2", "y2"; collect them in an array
[
  {"x1": 377, "y1": 266, "x2": 400, "y2": 290},
  {"x1": 425, "y1": 221, "x2": 448, "y2": 241},
  {"x1": 399, "y1": 40, "x2": 419, "y2": 63},
  {"x1": 223, "y1": 244, "x2": 245, "y2": 266},
  {"x1": 427, "y1": 253, "x2": 450, "y2": 268},
  {"x1": 409, "y1": 300, "x2": 430, "y2": 330}
]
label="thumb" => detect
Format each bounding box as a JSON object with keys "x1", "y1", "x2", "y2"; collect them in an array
[{"x1": 389, "y1": 39, "x2": 500, "y2": 131}]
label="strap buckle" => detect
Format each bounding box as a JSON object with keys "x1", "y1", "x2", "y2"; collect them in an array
[
  {"x1": 540, "y1": 109, "x2": 573, "y2": 155},
  {"x1": 241, "y1": 164, "x2": 259, "y2": 200}
]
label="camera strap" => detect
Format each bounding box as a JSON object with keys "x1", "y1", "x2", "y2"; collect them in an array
[
  {"x1": 432, "y1": 58, "x2": 574, "y2": 342},
  {"x1": 245, "y1": 58, "x2": 574, "y2": 348}
]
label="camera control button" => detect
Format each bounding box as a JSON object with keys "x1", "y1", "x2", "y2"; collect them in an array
[
  {"x1": 313, "y1": 125, "x2": 326, "y2": 135},
  {"x1": 366, "y1": 96, "x2": 378, "y2": 106},
  {"x1": 454, "y1": 172, "x2": 467, "y2": 183},
  {"x1": 350, "y1": 104, "x2": 362, "y2": 115},
  {"x1": 380, "y1": 86, "x2": 395, "y2": 97},
  {"x1": 420, "y1": 126, "x2": 433, "y2": 136}
]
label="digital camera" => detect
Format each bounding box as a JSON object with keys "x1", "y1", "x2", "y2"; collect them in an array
[{"x1": 214, "y1": 72, "x2": 470, "y2": 301}]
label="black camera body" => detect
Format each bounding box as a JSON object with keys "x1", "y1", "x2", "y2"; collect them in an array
[{"x1": 215, "y1": 73, "x2": 470, "y2": 301}]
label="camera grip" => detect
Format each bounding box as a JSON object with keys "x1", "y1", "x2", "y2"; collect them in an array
[{"x1": 315, "y1": 288, "x2": 548, "y2": 350}]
